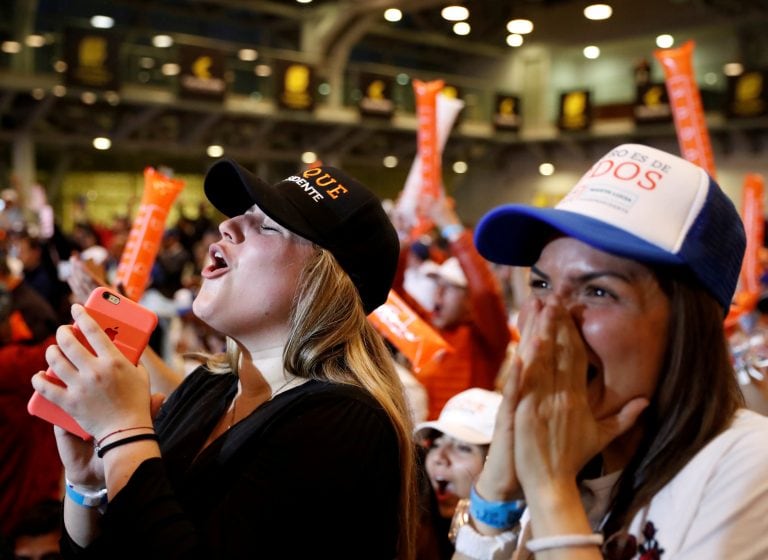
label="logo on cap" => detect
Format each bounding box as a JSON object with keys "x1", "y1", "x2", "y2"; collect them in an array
[{"x1": 284, "y1": 167, "x2": 351, "y2": 203}]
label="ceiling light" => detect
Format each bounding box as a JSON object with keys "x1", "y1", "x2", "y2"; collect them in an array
[
  {"x1": 301, "y1": 151, "x2": 318, "y2": 164},
  {"x1": 139, "y1": 57, "x2": 155, "y2": 69},
  {"x1": 704, "y1": 72, "x2": 718, "y2": 85},
  {"x1": 254, "y1": 64, "x2": 272, "y2": 77},
  {"x1": 53, "y1": 60, "x2": 67, "y2": 72},
  {"x1": 506, "y1": 19, "x2": 533, "y2": 34},
  {"x1": 81, "y1": 91, "x2": 97, "y2": 105},
  {"x1": 583, "y1": 45, "x2": 601, "y2": 59},
  {"x1": 1, "y1": 41, "x2": 21, "y2": 54},
  {"x1": 238, "y1": 48, "x2": 258, "y2": 61},
  {"x1": 93, "y1": 137, "x2": 111, "y2": 150},
  {"x1": 52, "y1": 85, "x2": 67, "y2": 97},
  {"x1": 396, "y1": 73, "x2": 410, "y2": 85},
  {"x1": 656, "y1": 34, "x2": 674, "y2": 48},
  {"x1": 583, "y1": 4, "x2": 612, "y2": 21},
  {"x1": 25, "y1": 34, "x2": 46, "y2": 48},
  {"x1": 104, "y1": 91, "x2": 121, "y2": 105},
  {"x1": 453, "y1": 161, "x2": 468, "y2": 174},
  {"x1": 152, "y1": 34, "x2": 173, "y2": 48},
  {"x1": 383, "y1": 155, "x2": 398, "y2": 168},
  {"x1": 506, "y1": 34, "x2": 524, "y2": 47},
  {"x1": 90, "y1": 15, "x2": 114, "y2": 29},
  {"x1": 161, "y1": 63, "x2": 180, "y2": 76},
  {"x1": 384, "y1": 8, "x2": 402, "y2": 22},
  {"x1": 724, "y1": 62, "x2": 743, "y2": 77},
  {"x1": 539, "y1": 162, "x2": 555, "y2": 176},
  {"x1": 453, "y1": 22, "x2": 471, "y2": 36},
  {"x1": 296, "y1": 0, "x2": 313, "y2": 4},
  {"x1": 441, "y1": 6, "x2": 469, "y2": 21},
  {"x1": 207, "y1": 145, "x2": 224, "y2": 158},
  {"x1": 31, "y1": 88, "x2": 45, "y2": 100}
]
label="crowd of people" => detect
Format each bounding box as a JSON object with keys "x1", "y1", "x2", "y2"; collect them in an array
[{"x1": 1, "y1": 144, "x2": 768, "y2": 559}]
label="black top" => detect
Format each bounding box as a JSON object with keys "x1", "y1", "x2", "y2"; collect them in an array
[{"x1": 62, "y1": 368, "x2": 401, "y2": 559}]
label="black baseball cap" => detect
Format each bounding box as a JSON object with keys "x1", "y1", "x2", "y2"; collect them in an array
[{"x1": 204, "y1": 159, "x2": 399, "y2": 314}]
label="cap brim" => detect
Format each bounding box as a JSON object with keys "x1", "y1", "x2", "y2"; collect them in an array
[
  {"x1": 204, "y1": 159, "x2": 319, "y2": 241},
  {"x1": 414, "y1": 420, "x2": 491, "y2": 445},
  {"x1": 474, "y1": 204, "x2": 685, "y2": 268}
]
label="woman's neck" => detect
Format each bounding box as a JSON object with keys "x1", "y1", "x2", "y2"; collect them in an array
[
  {"x1": 601, "y1": 423, "x2": 645, "y2": 473},
  {"x1": 237, "y1": 345, "x2": 290, "y2": 398}
]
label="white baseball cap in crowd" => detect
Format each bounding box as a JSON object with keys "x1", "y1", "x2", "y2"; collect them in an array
[
  {"x1": 414, "y1": 388, "x2": 502, "y2": 445},
  {"x1": 426, "y1": 257, "x2": 468, "y2": 289}
]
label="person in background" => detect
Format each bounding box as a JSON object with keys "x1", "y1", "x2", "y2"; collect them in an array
[
  {"x1": 7, "y1": 500, "x2": 63, "y2": 560},
  {"x1": 453, "y1": 144, "x2": 768, "y2": 560},
  {"x1": 33, "y1": 161, "x2": 417, "y2": 559},
  {"x1": 394, "y1": 195, "x2": 510, "y2": 419},
  {"x1": 414, "y1": 388, "x2": 503, "y2": 559},
  {"x1": 0, "y1": 280, "x2": 62, "y2": 540}
]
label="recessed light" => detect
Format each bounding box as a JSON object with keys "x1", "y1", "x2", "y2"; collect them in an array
[
  {"x1": 441, "y1": 6, "x2": 469, "y2": 21},
  {"x1": 506, "y1": 19, "x2": 533, "y2": 34},
  {"x1": 584, "y1": 4, "x2": 612, "y2": 21}
]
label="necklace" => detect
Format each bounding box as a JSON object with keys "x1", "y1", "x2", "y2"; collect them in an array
[{"x1": 227, "y1": 375, "x2": 298, "y2": 430}]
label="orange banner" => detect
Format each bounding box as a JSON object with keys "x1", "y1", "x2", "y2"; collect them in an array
[
  {"x1": 410, "y1": 79, "x2": 445, "y2": 237},
  {"x1": 369, "y1": 290, "x2": 452, "y2": 374},
  {"x1": 740, "y1": 173, "x2": 765, "y2": 295},
  {"x1": 654, "y1": 40, "x2": 716, "y2": 178},
  {"x1": 724, "y1": 173, "x2": 765, "y2": 331},
  {"x1": 115, "y1": 167, "x2": 185, "y2": 301}
]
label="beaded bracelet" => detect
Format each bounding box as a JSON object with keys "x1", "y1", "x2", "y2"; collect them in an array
[
  {"x1": 526, "y1": 533, "x2": 605, "y2": 553},
  {"x1": 469, "y1": 485, "x2": 526, "y2": 530},
  {"x1": 96, "y1": 432, "x2": 159, "y2": 458}
]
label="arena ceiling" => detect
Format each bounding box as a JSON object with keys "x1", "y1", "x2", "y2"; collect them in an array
[{"x1": 0, "y1": 0, "x2": 767, "y2": 179}]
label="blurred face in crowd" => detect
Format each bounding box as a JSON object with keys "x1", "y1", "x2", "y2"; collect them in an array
[
  {"x1": 13, "y1": 530, "x2": 62, "y2": 560},
  {"x1": 424, "y1": 432, "x2": 487, "y2": 519},
  {"x1": 520, "y1": 236, "x2": 670, "y2": 441},
  {"x1": 431, "y1": 280, "x2": 469, "y2": 329},
  {"x1": 14, "y1": 237, "x2": 41, "y2": 270},
  {"x1": 194, "y1": 203, "x2": 315, "y2": 349}
]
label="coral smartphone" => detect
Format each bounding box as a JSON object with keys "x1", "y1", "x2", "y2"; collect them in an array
[{"x1": 27, "y1": 287, "x2": 158, "y2": 440}]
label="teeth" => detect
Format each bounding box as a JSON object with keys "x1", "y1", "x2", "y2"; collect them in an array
[{"x1": 214, "y1": 250, "x2": 223, "y2": 260}]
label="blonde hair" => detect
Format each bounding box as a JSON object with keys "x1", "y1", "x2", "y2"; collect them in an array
[{"x1": 201, "y1": 249, "x2": 417, "y2": 559}]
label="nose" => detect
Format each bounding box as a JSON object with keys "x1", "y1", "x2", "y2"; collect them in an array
[
  {"x1": 430, "y1": 442, "x2": 451, "y2": 467},
  {"x1": 218, "y1": 215, "x2": 243, "y2": 243}
]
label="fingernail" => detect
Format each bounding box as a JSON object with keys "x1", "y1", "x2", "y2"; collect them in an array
[{"x1": 71, "y1": 303, "x2": 82, "y2": 318}]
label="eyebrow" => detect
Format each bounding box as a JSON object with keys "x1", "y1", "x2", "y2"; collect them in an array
[{"x1": 530, "y1": 265, "x2": 633, "y2": 283}]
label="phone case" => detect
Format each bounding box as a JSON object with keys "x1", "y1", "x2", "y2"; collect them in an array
[{"x1": 27, "y1": 287, "x2": 158, "y2": 440}]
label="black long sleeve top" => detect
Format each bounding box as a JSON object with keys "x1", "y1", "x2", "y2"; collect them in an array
[{"x1": 62, "y1": 367, "x2": 401, "y2": 559}]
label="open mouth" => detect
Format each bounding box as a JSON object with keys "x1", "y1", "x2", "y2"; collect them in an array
[{"x1": 202, "y1": 244, "x2": 229, "y2": 278}]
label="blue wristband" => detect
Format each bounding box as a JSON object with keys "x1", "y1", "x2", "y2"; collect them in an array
[
  {"x1": 469, "y1": 486, "x2": 525, "y2": 530},
  {"x1": 65, "y1": 481, "x2": 108, "y2": 509},
  {"x1": 441, "y1": 223, "x2": 464, "y2": 241}
]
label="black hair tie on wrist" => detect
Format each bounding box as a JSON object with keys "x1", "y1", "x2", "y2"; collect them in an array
[{"x1": 96, "y1": 433, "x2": 159, "y2": 458}]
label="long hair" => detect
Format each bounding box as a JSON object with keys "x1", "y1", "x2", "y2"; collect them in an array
[
  {"x1": 284, "y1": 249, "x2": 417, "y2": 560},
  {"x1": 203, "y1": 249, "x2": 417, "y2": 559},
  {"x1": 602, "y1": 269, "x2": 744, "y2": 536}
]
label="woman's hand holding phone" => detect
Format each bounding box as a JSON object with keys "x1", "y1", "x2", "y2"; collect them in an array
[{"x1": 33, "y1": 303, "x2": 155, "y2": 441}]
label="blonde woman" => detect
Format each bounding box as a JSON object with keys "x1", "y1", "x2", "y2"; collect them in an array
[{"x1": 34, "y1": 161, "x2": 417, "y2": 559}]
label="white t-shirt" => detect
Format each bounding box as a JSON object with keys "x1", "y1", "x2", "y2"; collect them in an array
[{"x1": 457, "y1": 409, "x2": 768, "y2": 559}]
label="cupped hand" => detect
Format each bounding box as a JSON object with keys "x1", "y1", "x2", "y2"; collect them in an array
[
  {"x1": 513, "y1": 298, "x2": 648, "y2": 493},
  {"x1": 31, "y1": 303, "x2": 154, "y2": 443}
]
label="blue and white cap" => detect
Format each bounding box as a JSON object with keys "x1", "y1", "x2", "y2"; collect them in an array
[{"x1": 475, "y1": 144, "x2": 746, "y2": 312}]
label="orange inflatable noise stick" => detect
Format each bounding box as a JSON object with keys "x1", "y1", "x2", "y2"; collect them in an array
[
  {"x1": 115, "y1": 167, "x2": 185, "y2": 301},
  {"x1": 654, "y1": 40, "x2": 717, "y2": 178},
  {"x1": 369, "y1": 290, "x2": 452, "y2": 374}
]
